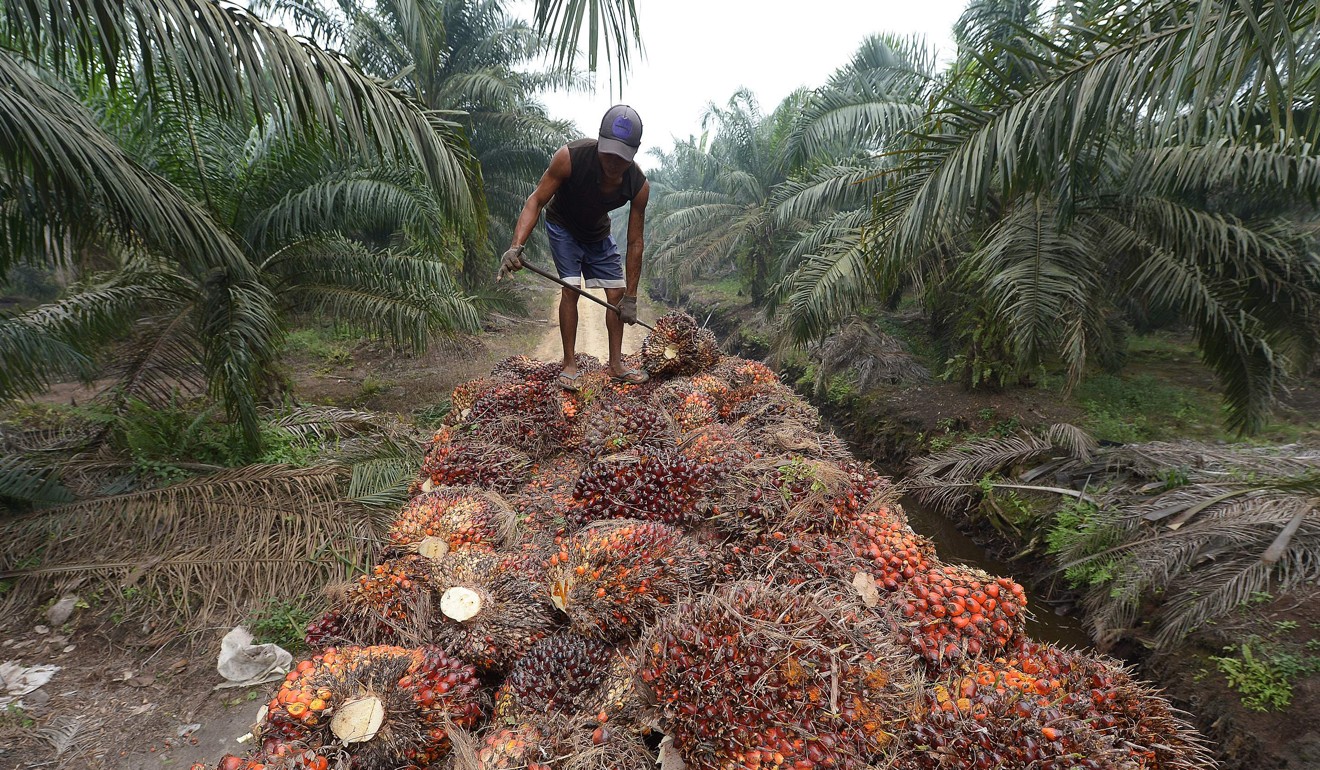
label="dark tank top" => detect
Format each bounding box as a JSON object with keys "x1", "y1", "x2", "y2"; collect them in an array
[{"x1": 545, "y1": 138, "x2": 647, "y2": 242}]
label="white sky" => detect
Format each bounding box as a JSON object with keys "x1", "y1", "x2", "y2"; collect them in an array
[{"x1": 516, "y1": 0, "x2": 968, "y2": 169}]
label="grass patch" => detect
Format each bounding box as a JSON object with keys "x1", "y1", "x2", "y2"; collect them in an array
[
  {"x1": 1073, "y1": 373, "x2": 1222, "y2": 443},
  {"x1": 282, "y1": 325, "x2": 356, "y2": 370}
]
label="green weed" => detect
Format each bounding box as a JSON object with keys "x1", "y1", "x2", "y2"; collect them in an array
[
  {"x1": 249, "y1": 596, "x2": 316, "y2": 654},
  {"x1": 1211, "y1": 638, "x2": 1320, "y2": 712}
]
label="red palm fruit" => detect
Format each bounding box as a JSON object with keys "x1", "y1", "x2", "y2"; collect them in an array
[
  {"x1": 447, "y1": 378, "x2": 497, "y2": 423},
  {"x1": 459, "y1": 378, "x2": 578, "y2": 458},
  {"x1": 639, "y1": 582, "x2": 918, "y2": 770},
  {"x1": 720, "y1": 382, "x2": 821, "y2": 429},
  {"x1": 842, "y1": 503, "x2": 937, "y2": 591},
  {"x1": 651, "y1": 380, "x2": 721, "y2": 433},
  {"x1": 897, "y1": 672, "x2": 1123, "y2": 770},
  {"x1": 710, "y1": 357, "x2": 779, "y2": 388},
  {"x1": 418, "y1": 435, "x2": 531, "y2": 494},
  {"x1": 330, "y1": 555, "x2": 435, "y2": 645},
  {"x1": 545, "y1": 519, "x2": 710, "y2": 641},
  {"x1": 579, "y1": 396, "x2": 675, "y2": 458},
  {"x1": 428, "y1": 551, "x2": 556, "y2": 672},
  {"x1": 571, "y1": 448, "x2": 717, "y2": 527},
  {"x1": 673, "y1": 423, "x2": 757, "y2": 478},
  {"x1": 1000, "y1": 641, "x2": 1215, "y2": 769},
  {"x1": 509, "y1": 454, "x2": 588, "y2": 537},
  {"x1": 493, "y1": 633, "x2": 615, "y2": 719},
  {"x1": 199, "y1": 750, "x2": 329, "y2": 770},
  {"x1": 715, "y1": 528, "x2": 856, "y2": 586},
  {"x1": 709, "y1": 456, "x2": 886, "y2": 536},
  {"x1": 640, "y1": 312, "x2": 720, "y2": 377},
  {"x1": 890, "y1": 562, "x2": 1029, "y2": 672},
  {"x1": 473, "y1": 714, "x2": 654, "y2": 770},
  {"x1": 303, "y1": 609, "x2": 345, "y2": 650},
  {"x1": 386, "y1": 487, "x2": 518, "y2": 560},
  {"x1": 260, "y1": 645, "x2": 480, "y2": 768}
]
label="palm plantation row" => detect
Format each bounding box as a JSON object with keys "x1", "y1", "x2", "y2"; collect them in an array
[
  {"x1": 644, "y1": 0, "x2": 1320, "y2": 435},
  {"x1": 0, "y1": 0, "x2": 637, "y2": 460}
]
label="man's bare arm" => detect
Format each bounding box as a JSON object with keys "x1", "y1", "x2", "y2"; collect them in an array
[
  {"x1": 511, "y1": 146, "x2": 571, "y2": 250},
  {"x1": 624, "y1": 180, "x2": 649, "y2": 297}
]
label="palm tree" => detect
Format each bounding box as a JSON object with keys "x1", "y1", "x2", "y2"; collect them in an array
[
  {"x1": 280, "y1": 0, "x2": 582, "y2": 281},
  {"x1": 647, "y1": 89, "x2": 809, "y2": 302},
  {"x1": 0, "y1": 0, "x2": 490, "y2": 446},
  {"x1": 777, "y1": 0, "x2": 1320, "y2": 433}
]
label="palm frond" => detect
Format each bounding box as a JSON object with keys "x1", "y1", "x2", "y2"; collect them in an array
[
  {"x1": 0, "y1": 52, "x2": 251, "y2": 277},
  {"x1": 530, "y1": 0, "x2": 642, "y2": 89},
  {"x1": 0, "y1": 455, "x2": 74, "y2": 507},
  {"x1": 0, "y1": 464, "x2": 379, "y2": 628},
  {"x1": 3, "y1": 0, "x2": 481, "y2": 219}
]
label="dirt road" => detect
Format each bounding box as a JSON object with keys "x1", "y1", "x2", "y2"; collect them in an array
[{"x1": 531, "y1": 288, "x2": 655, "y2": 364}]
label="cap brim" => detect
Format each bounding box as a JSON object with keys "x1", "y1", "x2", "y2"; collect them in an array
[{"x1": 597, "y1": 137, "x2": 638, "y2": 162}]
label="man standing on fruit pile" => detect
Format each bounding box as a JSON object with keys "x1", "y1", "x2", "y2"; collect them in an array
[{"x1": 499, "y1": 104, "x2": 651, "y2": 390}]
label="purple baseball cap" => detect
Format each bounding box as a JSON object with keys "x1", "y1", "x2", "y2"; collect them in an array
[{"x1": 598, "y1": 104, "x2": 643, "y2": 162}]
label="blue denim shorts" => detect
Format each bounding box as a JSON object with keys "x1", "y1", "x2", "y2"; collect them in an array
[{"x1": 546, "y1": 221, "x2": 625, "y2": 289}]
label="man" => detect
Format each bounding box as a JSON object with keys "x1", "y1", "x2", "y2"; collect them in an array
[{"x1": 499, "y1": 104, "x2": 650, "y2": 390}]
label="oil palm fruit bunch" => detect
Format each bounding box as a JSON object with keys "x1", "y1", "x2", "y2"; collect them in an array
[
  {"x1": 190, "y1": 749, "x2": 330, "y2": 770},
  {"x1": 899, "y1": 670, "x2": 1122, "y2": 770},
  {"x1": 462, "y1": 378, "x2": 578, "y2": 458},
  {"x1": 419, "y1": 434, "x2": 531, "y2": 494},
  {"x1": 715, "y1": 528, "x2": 855, "y2": 586},
  {"x1": 891, "y1": 563, "x2": 1029, "y2": 671},
  {"x1": 259, "y1": 645, "x2": 481, "y2": 769},
  {"x1": 640, "y1": 312, "x2": 720, "y2": 377},
  {"x1": 652, "y1": 379, "x2": 721, "y2": 433},
  {"x1": 492, "y1": 353, "x2": 602, "y2": 383},
  {"x1": 580, "y1": 396, "x2": 674, "y2": 459},
  {"x1": 721, "y1": 383, "x2": 820, "y2": 429},
  {"x1": 493, "y1": 633, "x2": 616, "y2": 719},
  {"x1": 447, "y1": 379, "x2": 496, "y2": 424},
  {"x1": 545, "y1": 519, "x2": 710, "y2": 641},
  {"x1": 842, "y1": 504, "x2": 937, "y2": 591},
  {"x1": 328, "y1": 556, "x2": 436, "y2": 646},
  {"x1": 386, "y1": 487, "x2": 518, "y2": 560},
  {"x1": 640, "y1": 582, "x2": 917, "y2": 770},
  {"x1": 710, "y1": 457, "x2": 884, "y2": 536},
  {"x1": 675, "y1": 423, "x2": 758, "y2": 478},
  {"x1": 428, "y1": 551, "x2": 556, "y2": 672},
  {"x1": 1004, "y1": 642, "x2": 1214, "y2": 769},
  {"x1": 570, "y1": 448, "x2": 716, "y2": 527},
  {"x1": 711, "y1": 357, "x2": 779, "y2": 388},
  {"x1": 510, "y1": 455, "x2": 587, "y2": 536},
  {"x1": 468, "y1": 715, "x2": 655, "y2": 770}
]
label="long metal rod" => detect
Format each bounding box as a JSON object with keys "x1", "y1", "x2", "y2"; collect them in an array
[{"x1": 518, "y1": 260, "x2": 656, "y2": 331}]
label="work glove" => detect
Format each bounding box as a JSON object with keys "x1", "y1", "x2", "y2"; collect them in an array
[
  {"x1": 497, "y1": 246, "x2": 524, "y2": 280},
  {"x1": 619, "y1": 295, "x2": 639, "y2": 325}
]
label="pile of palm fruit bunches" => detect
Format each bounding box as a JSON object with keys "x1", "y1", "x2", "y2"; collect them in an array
[{"x1": 193, "y1": 311, "x2": 1213, "y2": 770}]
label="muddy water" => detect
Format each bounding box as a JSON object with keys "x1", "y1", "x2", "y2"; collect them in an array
[{"x1": 899, "y1": 493, "x2": 1095, "y2": 649}]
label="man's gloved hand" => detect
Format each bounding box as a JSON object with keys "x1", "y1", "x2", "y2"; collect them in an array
[
  {"x1": 619, "y1": 295, "x2": 639, "y2": 325},
  {"x1": 497, "y1": 246, "x2": 524, "y2": 280}
]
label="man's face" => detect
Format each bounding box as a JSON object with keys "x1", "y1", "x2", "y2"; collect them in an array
[{"x1": 598, "y1": 150, "x2": 632, "y2": 177}]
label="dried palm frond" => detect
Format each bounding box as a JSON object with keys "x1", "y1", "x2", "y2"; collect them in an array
[
  {"x1": 808, "y1": 319, "x2": 931, "y2": 391},
  {"x1": 1106, "y1": 441, "x2": 1320, "y2": 483},
  {"x1": 0, "y1": 465, "x2": 380, "y2": 630}
]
